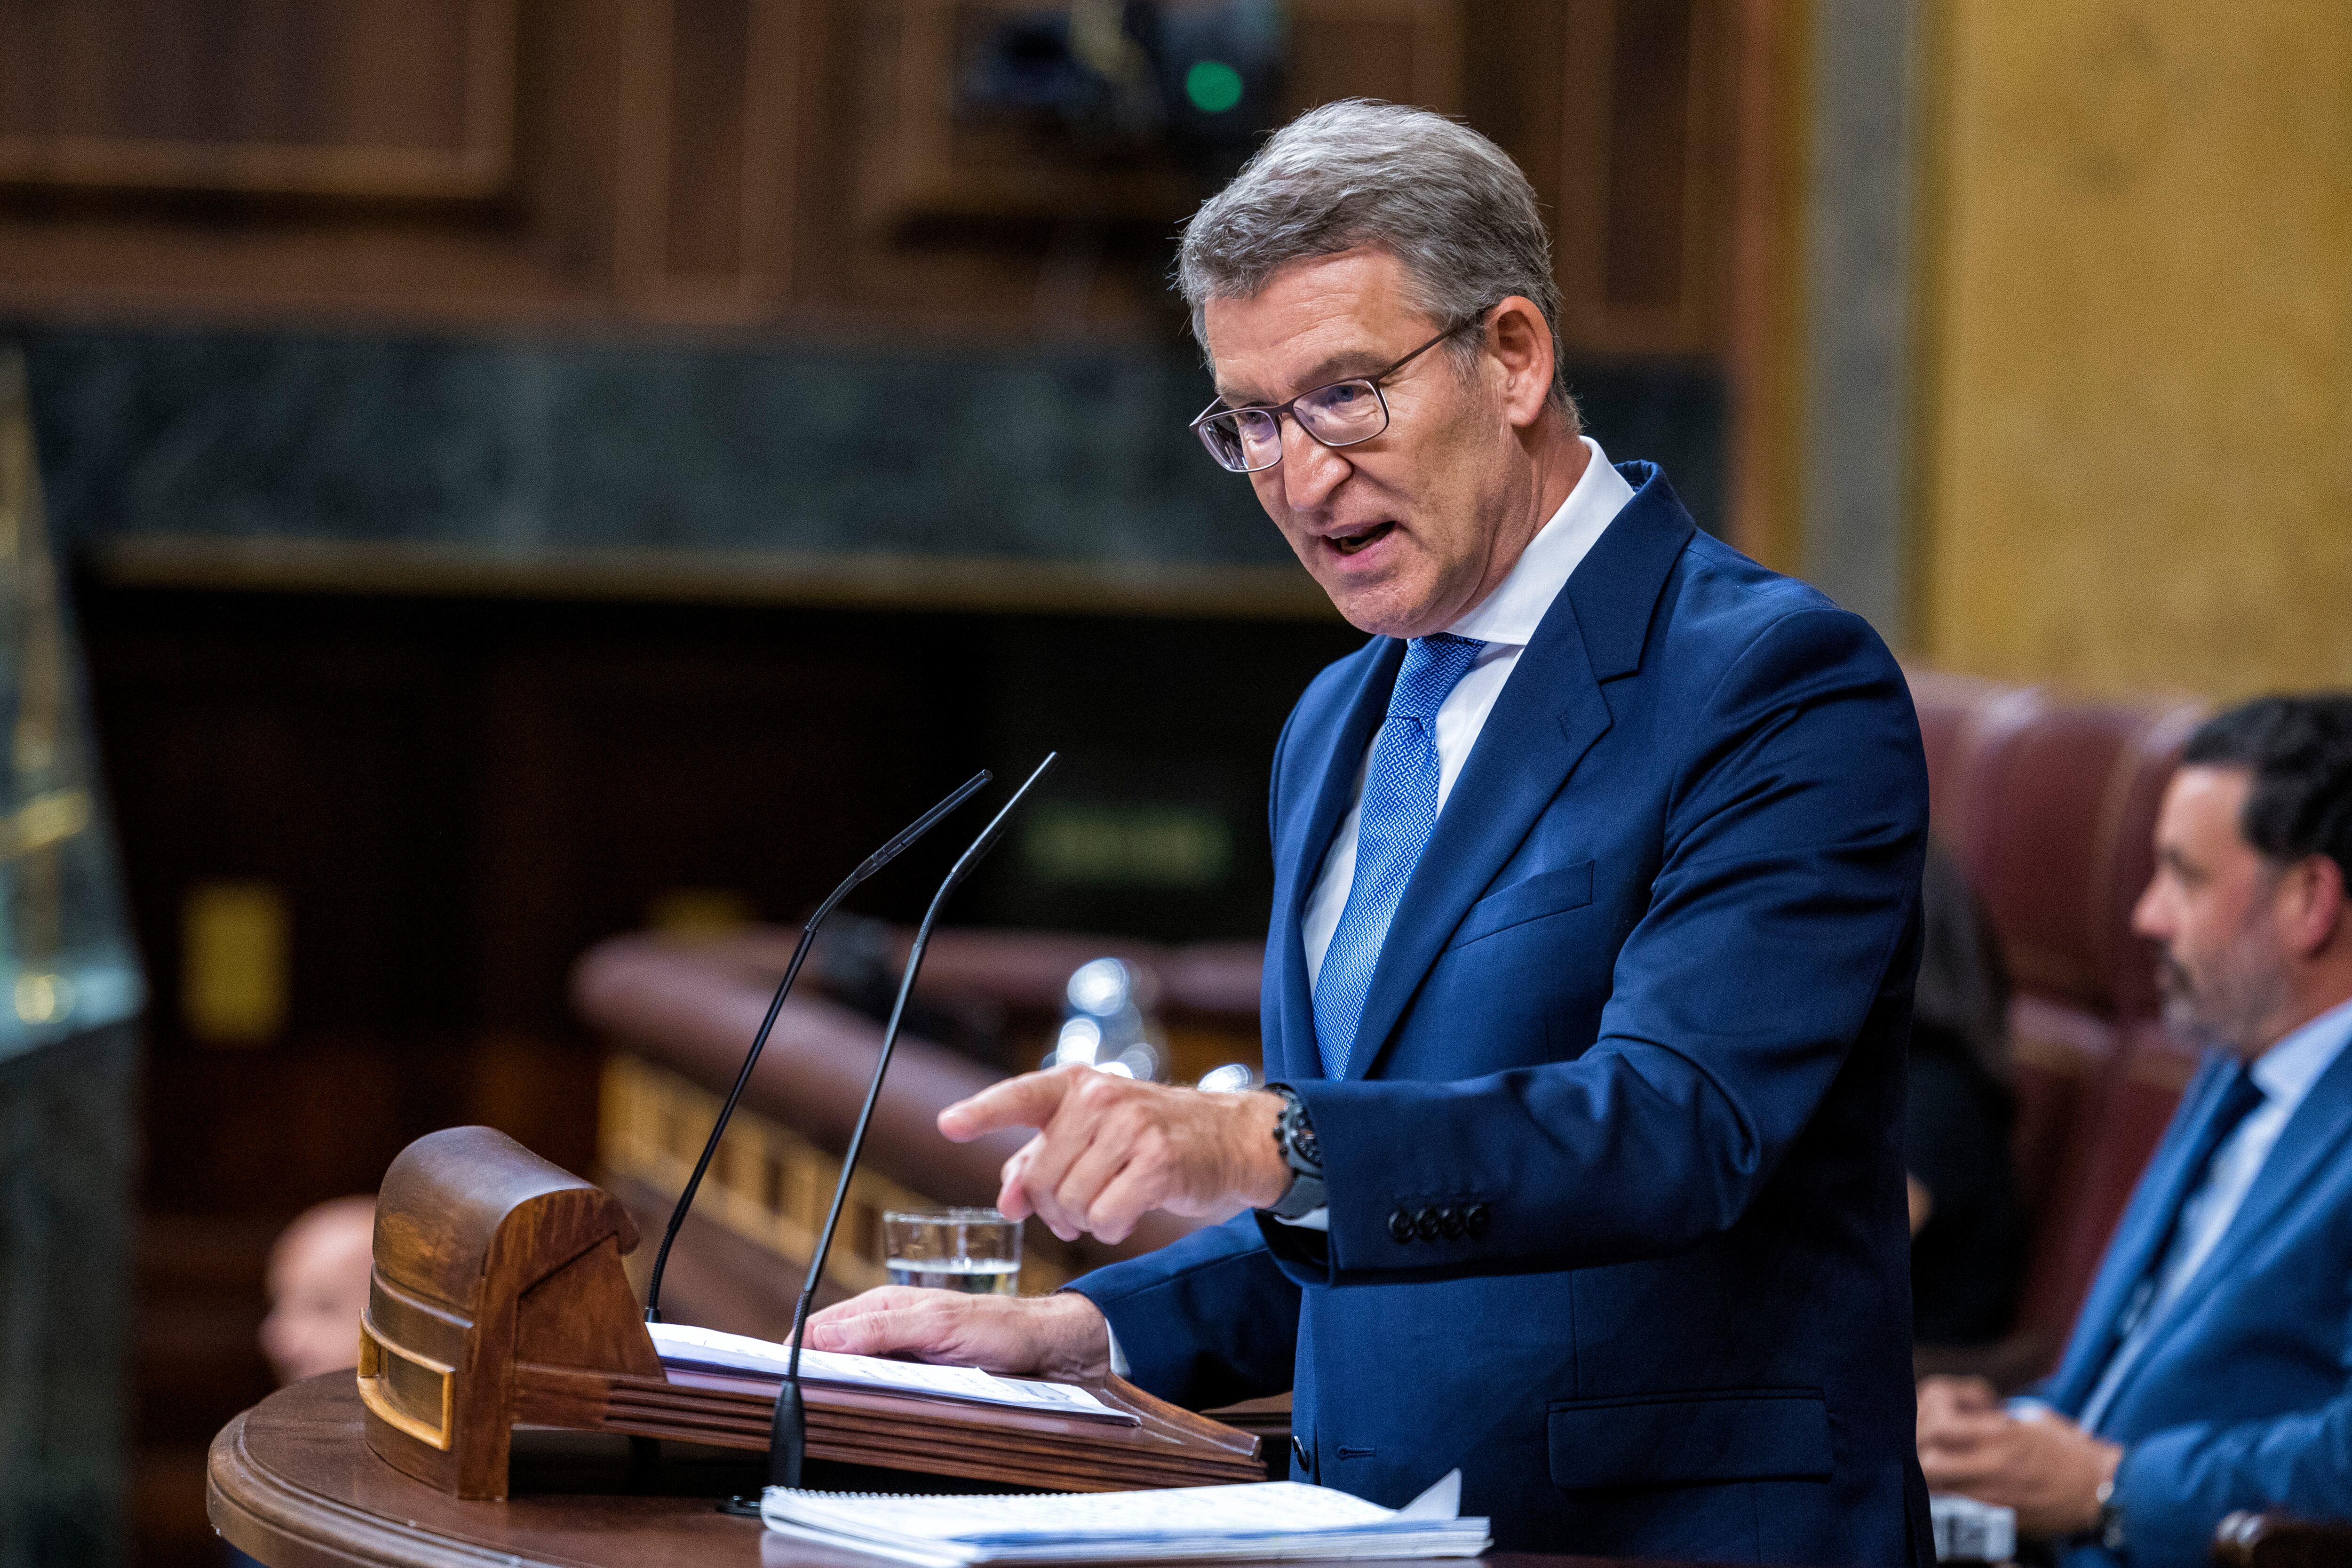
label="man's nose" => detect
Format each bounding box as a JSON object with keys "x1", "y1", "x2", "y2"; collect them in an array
[
  {"x1": 2130, "y1": 877, "x2": 2169, "y2": 939},
  {"x1": 1280, "y1": 419, "x2": 1350, "y2": 509}
]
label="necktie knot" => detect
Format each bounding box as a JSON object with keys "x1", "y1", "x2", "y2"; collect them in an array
[{"x1": 1387, "y1": 634, "x2": 1485, "y2": 726}]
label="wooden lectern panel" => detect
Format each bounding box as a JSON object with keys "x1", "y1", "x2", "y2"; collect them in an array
[{"x1": 362, "y1": 1125, "x2": 1260, "y2": 1499}]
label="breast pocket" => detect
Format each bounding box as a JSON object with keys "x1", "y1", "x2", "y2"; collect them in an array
[{"x1": 1447, "y1": 860, "x2": 1596, "y2": 949}]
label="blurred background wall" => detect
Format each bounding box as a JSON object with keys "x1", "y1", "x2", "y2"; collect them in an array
[
  {"x1": 1909, "y1": 0, "x2": 2352, "y2": 698},
  {"x1": 0, "y1": 0, "x2": 2346, "y2": 1564},
  {"x1": 0, "y1": 4, "x2": 1750, "y2": 1563}
]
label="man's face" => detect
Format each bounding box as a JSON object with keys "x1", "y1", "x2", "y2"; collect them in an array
[
  {"x1": 260, "y1": 1206, "x2": 376, "y2": 1385},
  {"x1": 1202, "y1": 248, "x2": 1529, "y2": 638},
  {"x1": 2132, "y1": 765, "x2": 2293, "y2": 1054}
]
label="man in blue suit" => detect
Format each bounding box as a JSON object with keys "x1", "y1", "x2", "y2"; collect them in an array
[
  {"x1": 1919, "y1": 696, "x2": 2352, "y2": 1568},
  {"x1": 810, "y1": 101, "x2": 1932, "y2": 1565}
]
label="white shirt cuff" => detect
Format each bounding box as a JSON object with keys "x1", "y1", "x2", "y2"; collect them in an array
[
  {"x1": 1270, "y1": 1207, "x2": 1329, "y2": 1231},
  {"x1": 1103, "y1": 1321, "x2": 1131, "y2": 1379}
]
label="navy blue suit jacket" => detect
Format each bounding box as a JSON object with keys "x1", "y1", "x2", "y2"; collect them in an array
[
  {"x1": 2044, "y1": 1045, "x2": 2352, "y2": 1568},
  {"x1": 1070, "y1": 465, "x2": 1933, "y2": 1566}
]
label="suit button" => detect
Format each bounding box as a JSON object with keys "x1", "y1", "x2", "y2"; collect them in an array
[
  {"x1": 1464, "y1": 1202, "x2": 1491, "y2": 1238},
  {"x1": 1388, "y1": 1209, "x2": 1415, "y2": 1243},
  {"x1": 1438, "y1": 1205, "x2": 1465, "y2": 1240},
  {"x1": 1414, "y1": 1206, "x2": 1442, "y2": 1241}
]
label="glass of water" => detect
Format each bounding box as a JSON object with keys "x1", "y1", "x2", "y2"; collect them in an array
[{"x1": 882, "y1": 1208, "x2": 1022, "y2": 1295}]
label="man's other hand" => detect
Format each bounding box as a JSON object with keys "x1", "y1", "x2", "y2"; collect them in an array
[
  {"x1": 1916, "y1": 1376, "x2": 2122, "y2": 1537},
  {"x1": 804, "y1": 1288, "x2": 1113, "y2": 1383},
  {"x1": 938, "y1": 1066, "x2": 1290, "y2": 1243},
  {"x1": 1915, "y1": 1373, "x2": 1999, "y2": 1434}
]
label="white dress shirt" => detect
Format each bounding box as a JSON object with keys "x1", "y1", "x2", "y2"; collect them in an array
[
  {"x1": 2074, "y1": 997, "x2": 2352, "y2": 1432},
  {"x1": 1299, "y1": 438, "x2": 1634, "y2": 985}
]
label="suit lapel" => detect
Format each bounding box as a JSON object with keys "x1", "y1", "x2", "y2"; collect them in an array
[
  {"x1": 1271, "y1": 638, "x2": 1401, "y2": 1082},
  {"x1": 1338, "y1": 465, "x2": 1692, "y2": 1081},
  {"x1": 2112, "y1": 1039, "x2": 2352, "y2": 1403},
  {"x1": 2044, "y1": 1054, "x2": 2241, "y2": 1413}
]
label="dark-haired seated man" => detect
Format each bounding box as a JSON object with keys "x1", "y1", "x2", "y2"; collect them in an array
[{"x1": 1919, "y1": 694, "x2": 2352, "y2": 1568}]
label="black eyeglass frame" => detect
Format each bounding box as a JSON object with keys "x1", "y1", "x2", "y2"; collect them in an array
[{"x1": 1187, "y1": 308, "x2": 1493, "y2": 474}]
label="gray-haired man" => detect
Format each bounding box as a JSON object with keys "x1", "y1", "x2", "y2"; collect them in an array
[{"x1": 812, "y1": 101, "x2": 1933, "y2": 1567}]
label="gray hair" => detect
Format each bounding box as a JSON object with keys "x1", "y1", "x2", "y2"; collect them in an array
[{"x1": 1176, "y1": 99, "x2": 1575, "y2": 420}]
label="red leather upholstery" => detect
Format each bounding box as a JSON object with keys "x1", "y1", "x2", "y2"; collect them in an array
[{"x1": 1908, "y1": 668, "x2": 2206, "y2": 1363}]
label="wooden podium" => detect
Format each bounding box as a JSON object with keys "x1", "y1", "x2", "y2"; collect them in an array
[{"x1": 357, "y1": 1126, "x2": 1262, "y2": 1500}]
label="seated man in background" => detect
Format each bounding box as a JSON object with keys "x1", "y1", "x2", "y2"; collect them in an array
[
  {"x1": 1918, "y1": 694, "x2": 2352, "y2": 1567},
  {"x1": 259, "y1": 1195, "x2": 374, "y2": 1385},
  {"x1": 1908, "y1": 842, "x2": 2027, "y2": 1349}
]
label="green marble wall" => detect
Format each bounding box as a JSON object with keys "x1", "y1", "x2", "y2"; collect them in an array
[
  {"x1": 16, "y1": 326, "x2": 1727, "y2": 565},
  {"x1": 0, "y1": 1021, "x2": 137, "y2": 1568}
]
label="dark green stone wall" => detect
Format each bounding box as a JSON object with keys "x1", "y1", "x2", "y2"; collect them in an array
[{"x1": 0, "y1": 1021, "x2": 138, "y2": 1568}]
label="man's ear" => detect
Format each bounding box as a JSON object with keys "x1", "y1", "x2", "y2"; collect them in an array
[
  {"x1": 2281, "y1": 853, "x2": 2349, "y2": 959},
  {"x1": 1485, "y1": 296, "x2": 1556, "y2": 430}
]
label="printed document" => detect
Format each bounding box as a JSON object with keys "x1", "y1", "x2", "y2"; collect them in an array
[{"x1": 649, "y1": 1322, "x2": 1135, "y2": 1425}]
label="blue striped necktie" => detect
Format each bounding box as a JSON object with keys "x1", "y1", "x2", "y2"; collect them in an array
[{"x1": 1312, "y1": 633, "x2": 1485, "y2": 1077}]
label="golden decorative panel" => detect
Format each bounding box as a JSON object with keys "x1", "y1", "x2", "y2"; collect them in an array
[
  {"x1": 1914, "y1": 0, "x2": 2352, "y2": 697},
  {"x1": 598, "y1": 1052, "x2": 1088, "y2": 1297},
  {"x1": 181, "y1": 879, "x2": 290, "y2": 1045}
]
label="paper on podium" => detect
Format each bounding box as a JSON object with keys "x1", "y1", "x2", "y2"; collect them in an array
[
  {"x1": 648, "y1": 1323, "x2": 1137, "y2": 1425},
  {"x1": 755, "y1": 1471, "x2": 1492, "y2": 1566}
]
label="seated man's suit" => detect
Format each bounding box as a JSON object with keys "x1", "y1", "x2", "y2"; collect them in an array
[
  {"x1": 2037, "y1": 1003, "x2": 2352, "y2": 1568},
  {"x1": 1071, "y1": 462, "x2": 1935, "y2": 1568}
]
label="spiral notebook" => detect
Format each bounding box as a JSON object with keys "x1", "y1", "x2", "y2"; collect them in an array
[{"x1": 756, "y1": 1471, "x2": 1491, "y2": 1566}]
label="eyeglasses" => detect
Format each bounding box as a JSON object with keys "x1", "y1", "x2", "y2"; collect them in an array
[{"x1": 1187, "y1": 311, "x2": 1489, "y2": 475}]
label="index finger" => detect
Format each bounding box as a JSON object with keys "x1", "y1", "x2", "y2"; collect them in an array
[
  {"x1": 807, "y1": 1304, "x2": 955, "y2": 1360},
  {"x1": 806, "y1": 1286, "x2": 935, "y2": 1329},
  {"x1": 1916, "y1": 1409, "x2": 2007, "y2": 1455},
  {"x1": 939, "y1": 1068, "x2": 1078, "y2": 1142}
]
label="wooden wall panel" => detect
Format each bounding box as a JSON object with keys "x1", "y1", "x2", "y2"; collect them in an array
[
  {"x1": 1547, "y1": 0, "x2": 1734, "y2": 357},
  {"x1": 0, "y1": 0, "x2": 1740, "y2": 353},
  {"x1": 1286, "y1": 0, "x2": 1463, "y2": 120},
  {"x1": 860, "y1": 0, "x2": 1460, "y2": 234},
  {"x1": 0, "y1": 0, "x2": 515, "y2": 198},
  {"x1": 612, "y1": 0, "x2": 798, "y2": 318}
]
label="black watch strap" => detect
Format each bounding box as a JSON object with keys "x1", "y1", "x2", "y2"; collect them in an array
[{"x1": 1264, "y1": 1084, "x2": 1327, "y2": 1220}]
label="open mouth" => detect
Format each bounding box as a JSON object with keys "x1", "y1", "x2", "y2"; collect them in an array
[{"x1": 1328, "y1": 521, "x2": 1396, "y2": 557}]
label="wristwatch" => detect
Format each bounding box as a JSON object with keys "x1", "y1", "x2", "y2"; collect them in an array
[
  {"x1": 1263, "y1": 1084, "x2": 1326, "y2": 1220},
  {"x1": 2095, "y1": 1477, "x2": 2126, "y2": 1554}
]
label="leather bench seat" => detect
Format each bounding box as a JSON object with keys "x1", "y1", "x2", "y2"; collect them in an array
[{"x1": 1909, "y1": 669, "x2": 2206, "y2": 1377}]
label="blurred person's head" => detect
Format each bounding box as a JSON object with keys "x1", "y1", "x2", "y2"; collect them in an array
[
  {"x1": 1913, "y1": 839, "x2": 2012, "y2": 1080},
  {"x1": 1177, "y1": 100, "x2": 1585, "y2": 639},
  {"x1": 2134, "y1": 695, "x2": 2352, "y2": 1056},
  {"x1": 260, "y1": 1195, "x2": 375, "y2": 1385}
]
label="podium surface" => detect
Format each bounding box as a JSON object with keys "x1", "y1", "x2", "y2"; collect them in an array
[{"x1": 212, "y1": 1375, "x2": 1657, "y2": 1568}]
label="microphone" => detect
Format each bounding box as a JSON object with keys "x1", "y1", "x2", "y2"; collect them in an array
[
  {"x1": 768, "y1": 751, "x2": 1058, "y2": 1491},
  {"x1": 642, "y1": 769, "x2": 992, "y2": 1325}
]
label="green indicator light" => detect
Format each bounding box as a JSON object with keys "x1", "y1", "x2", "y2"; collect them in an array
[{"x1": 1185, "y1": 60, "x2": 1245, "y2": 114}]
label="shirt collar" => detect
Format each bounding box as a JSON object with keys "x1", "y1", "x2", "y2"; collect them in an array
[
  {"x1": 1445, "y1": 437, "x2": 1634, "y2": 648},
  {"x1": 2250, "y1": 994, "x2": 2352, "y2": 1109}
]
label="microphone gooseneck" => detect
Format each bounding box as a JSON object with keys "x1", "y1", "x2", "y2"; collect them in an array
[
  {"x1": 768, "y1": 751, "x2": 1058, "y2": 1490},
  {"x1": 642, "y1": 770, "x2": 991, "y2": 1325}
]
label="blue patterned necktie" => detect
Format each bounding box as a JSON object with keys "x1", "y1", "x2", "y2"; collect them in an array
[{"x1": 1312, "y1": 633, "x2": 1486, "y2": 1077}]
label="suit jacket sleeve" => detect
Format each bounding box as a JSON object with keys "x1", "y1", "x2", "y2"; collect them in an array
[
  {"x1": 1063, "y1": 1211, "x2": 1302, "y2": 1409},
  {"x1": 2109, "y1": 1396, "x2": 2352, "y2": 1568},
  {"x1": 1054, "y1": 698, "x2": 1312, "y2": 1411},
  {"x1": 1267, "y1": 604, "x2": 1925, "y2": 1285}
]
